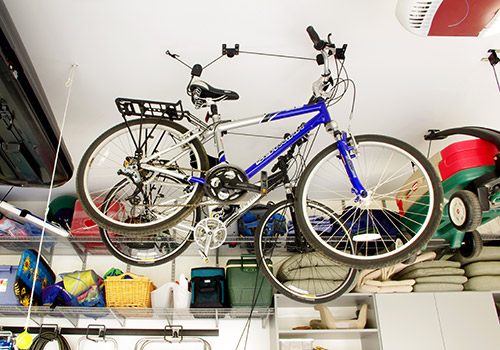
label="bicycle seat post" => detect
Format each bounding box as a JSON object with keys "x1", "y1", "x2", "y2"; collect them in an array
[{"x1": 209, "y1": 102, "x2": 226, "y2": 163}]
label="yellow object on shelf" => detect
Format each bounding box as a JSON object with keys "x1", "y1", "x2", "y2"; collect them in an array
[{"x1": 104, "y1": 273, "x2": 156, "y2": 308}]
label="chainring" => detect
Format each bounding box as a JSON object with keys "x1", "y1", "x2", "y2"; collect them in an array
[
  {"x1": 204, "y1": 164, "x2": 249, "y2": 202},
  {"x1": 194, "y1": 217, "x2": 227, "y2": 250}
]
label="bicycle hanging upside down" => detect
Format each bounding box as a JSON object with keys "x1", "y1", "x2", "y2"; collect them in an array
[{"x1": 75, "y1": 26, "x2": 443, "y2": 275}]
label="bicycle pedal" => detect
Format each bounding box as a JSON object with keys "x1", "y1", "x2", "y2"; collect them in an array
[{"x1": 260, "y1": 171, "x2": 268, "y2": 194}]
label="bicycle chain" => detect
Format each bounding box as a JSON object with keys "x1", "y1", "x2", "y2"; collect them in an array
[
  {"x1": 142, "y1": 162, "x2": 249, "y2": 209},
  {"x1": 149, "y1": 160, "x2": 208, "y2": 175},
  {"x1": 104, "y1": 162, "x2": 255, "y2": 212}
]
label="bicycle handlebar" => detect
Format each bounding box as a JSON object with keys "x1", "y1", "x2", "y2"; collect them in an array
[{"x1": 306, "y1": 26, "x2": 326, "y2": 51}]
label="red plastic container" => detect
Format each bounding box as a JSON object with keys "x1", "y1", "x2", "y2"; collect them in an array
[
  {"x1": 438, "y1": 139, "x2": 498, "y2": 181},
  {"x1": 70, "y1": 200, "x2": 117, "y2": 251}
]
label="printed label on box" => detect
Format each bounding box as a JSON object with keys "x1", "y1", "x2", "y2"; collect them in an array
[{"x1": 0, "y1": 278, "x2": 7, "y2": 292}]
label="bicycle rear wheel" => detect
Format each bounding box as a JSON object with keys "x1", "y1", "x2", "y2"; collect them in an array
[
  {"x1": 100, "y1": 207, "x2": 199, "y2": 267},
  {"x1": 254, "y1": 200, "x2": 357, "y2": 304},
  {"x1": 76, "y1": 118, "x2": 209, "y2": 235},
  {"x1": 295, "y1": 134, "x2": 443, "y2": 269}
]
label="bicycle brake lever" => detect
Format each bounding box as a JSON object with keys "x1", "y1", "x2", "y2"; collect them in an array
[{"x1": 327, "y1": 33, "x2": 334, "y2": 47}]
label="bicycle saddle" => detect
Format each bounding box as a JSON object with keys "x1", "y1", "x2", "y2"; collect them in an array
[{"x1": 190, "y1": 80, "x2": 239, "y2": 101}]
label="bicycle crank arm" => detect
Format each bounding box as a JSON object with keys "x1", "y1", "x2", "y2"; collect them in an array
[
  {"x1": 226, "y1": 171, "x2": 269, "y2": 194},
  {"x1": 226, "y1": 182, "x2": 261, "y2": 192},
  {"x1": 200, "y1": 233, "x2": 212, "y2": 263}
]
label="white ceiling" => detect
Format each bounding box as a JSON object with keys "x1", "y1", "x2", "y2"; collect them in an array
[{"x1": 1, "y1": 0, "x2": 500, "y2": 205}]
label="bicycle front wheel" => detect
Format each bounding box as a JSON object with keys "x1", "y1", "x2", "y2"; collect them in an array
[
  {"x1": 254, "y1": 200, "x2": 357, "y2": 304},
  {"x1": 295, "y1": 134, "x2": 443, "y2": 269},
  {"x1": 76, "y1": 118, "x2": 209, "y2": 235}
]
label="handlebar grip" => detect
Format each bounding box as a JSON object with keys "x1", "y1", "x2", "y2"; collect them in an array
[
  {"x1": 307, "y1": 26, "x2": 320, "y2": 44},
  {"x1": 306, "y1": 26, "x2": 325, "y2": 50}
]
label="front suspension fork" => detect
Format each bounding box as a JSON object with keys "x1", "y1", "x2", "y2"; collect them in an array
[{"x1": 326, "y1": 122, "x2": 367, "y2": 198}]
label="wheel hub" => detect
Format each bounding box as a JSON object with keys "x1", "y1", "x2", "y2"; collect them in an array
[
  {"x1": 358, "y1": 190, "x2": 374, "y2": 209},
  {"x1": 449, "y1": 197, "x2": 466, "y2": 226}
]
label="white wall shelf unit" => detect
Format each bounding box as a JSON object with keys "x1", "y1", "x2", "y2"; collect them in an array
[{"x1": 273, "y1": 293, "x2": 380, "y2": 350}]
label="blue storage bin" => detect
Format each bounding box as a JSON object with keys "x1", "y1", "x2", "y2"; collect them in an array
[{"x1": 0, "y1": 265, "x2": 19, "y2": 305}]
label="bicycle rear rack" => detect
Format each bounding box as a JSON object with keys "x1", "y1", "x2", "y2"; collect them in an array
[
  {"x1": 115, "y1": 98, "x2": 186, "y2": 120},
  {"x1": 115, "y1": 97, "x2": 208, "y2": 130}
]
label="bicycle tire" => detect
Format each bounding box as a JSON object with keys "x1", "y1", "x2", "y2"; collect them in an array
[
  {"x1": 254, "y1": 200, "x2": 357, "y2": 304},
  {"x1": 295, "y1": 134, "x2": 443, "y2": 269},
  {"x1": 76, "y1": 118, "x2": 209, "y2": 235},
  {"x1": 99, "y1": 193, "x2": 199, "y2": 267}
]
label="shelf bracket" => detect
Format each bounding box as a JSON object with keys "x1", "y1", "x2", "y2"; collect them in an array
[
  {"x1": 42, "y1": 245, "x2": 55, "y2": 266},
  {"x1": 261, "y1": 311, "x2": 270, "y2": 328},
  {"x1": 59, "y1": 309, "x2": 79, "y2": 327},
  {"x1": 68, "y1": 237, "x2": 88, "y2": 266},
  {"x1": 170, "y1": 259, "x2": 176, "y2": 282},
  {"x1": 25, "y1": 306, "x2": 42, "y2": 326},
  {"x1": 108, "y1": 308, "x2": 125, "y2": 327}
]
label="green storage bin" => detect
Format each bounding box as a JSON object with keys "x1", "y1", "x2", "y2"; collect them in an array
[{"x1": 226, "y1": 255, "x2": 273, "y2": 308}]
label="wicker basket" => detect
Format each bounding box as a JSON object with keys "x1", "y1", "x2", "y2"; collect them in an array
[{"x1": 104, "y1": 273, "x2": 156, "y2": 308}]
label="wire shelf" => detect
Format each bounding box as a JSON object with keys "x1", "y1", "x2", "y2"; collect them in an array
[{"x1": 0, "y1": 305, "x2": 274, "y2": 321}]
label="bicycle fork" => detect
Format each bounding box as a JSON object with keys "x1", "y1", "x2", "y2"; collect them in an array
[{"x1": 325, "y1": 121, "x2": 368, "y2": 199}]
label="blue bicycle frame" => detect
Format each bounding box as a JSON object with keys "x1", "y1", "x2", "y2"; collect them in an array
[{"x1": 187, "y1": 100, "x2": 367, "y2": 197}]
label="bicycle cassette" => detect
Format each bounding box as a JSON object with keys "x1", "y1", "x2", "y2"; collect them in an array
[{"x1": 204, "y1": 164, "x2": 248, "y2": 202}]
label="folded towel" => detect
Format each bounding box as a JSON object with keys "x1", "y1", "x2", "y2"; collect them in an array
[
  {"x1": 396, "y1": 267, "x2": 465, "y2": 280},
  {"x1": 364, "y1": 279, "x2": 415, "y2": 287},
  {"x1": 464, "y1": 261, "x2": 500, "y2": 277},
  {"x1": 355, "y1": 251, "x2": 437, "y2": 288},
  {"x1": 464, "y1": 276, "x2": 500, "y2": 291},
  {"x1": 415, "y1": 275, "x2": 467, "y2": 284},
  {"x1": 392, "y1": 260, "x2": 461, "y2": 280},
  {"x1": 355, "y1": 269, "x2": 383, "y2": 288},
  {"x1": 413, "y1": 282, "x2": 464, "y2": 292},
  {"x1": 355, "y1": 283, "x2": 413, "y2": 293}
]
